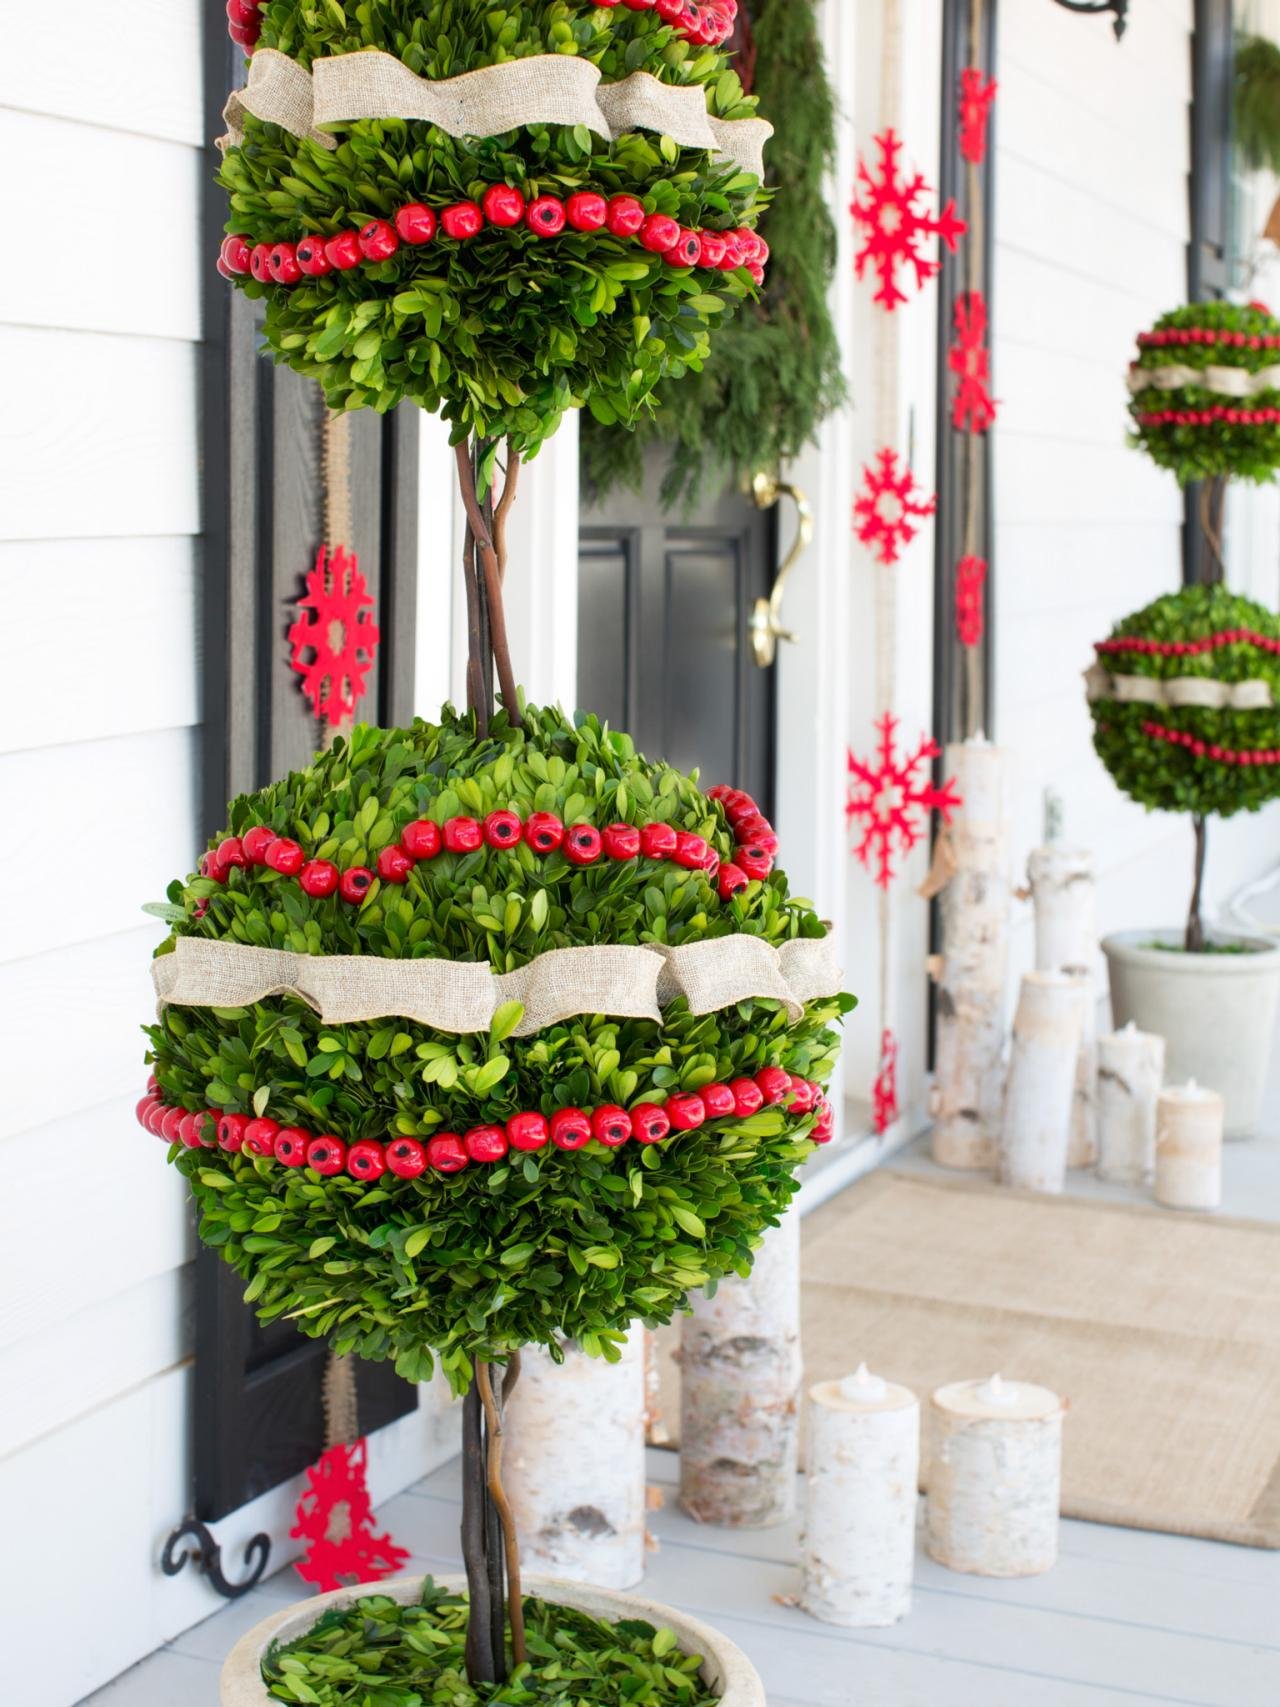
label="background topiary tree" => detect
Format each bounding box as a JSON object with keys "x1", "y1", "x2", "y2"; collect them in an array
[{"x1": 1088, "y1": 584, "x2": 1280, "y2": 951}]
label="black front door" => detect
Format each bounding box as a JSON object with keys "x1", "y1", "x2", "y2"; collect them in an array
[{"x1": 578, "y1": 454, "x2": 778, "y2": 814}]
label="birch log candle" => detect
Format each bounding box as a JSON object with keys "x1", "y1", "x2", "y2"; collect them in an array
[
  {"x1": 1065, "y1": 967, "x2": 1100, "y2": 1169},
  {"x1": 800, "y1": 1364, "x2": 920, "y2": 1628},
  {"x1": 680, "y1": 1211, "x2": 801, "y2": 1527},
  {"x1": 505, "y1": 1330, "x2": 646, "y2": 1588},
  {"x1": 1097, "y1": 1022, "x2": 1165, "y2": 1184},
  {"x1": 1154, "y1": 1080, "x2": 1224, "y2": 1211},
  {"x1": 998, "y1": 972, "x2": 1086, "y2": 1193},
  {"x1": 926, "y1": 1374, "x2": 1064, "y2": 1578},
  {"x1": 1027, "y1": 844, "x2": 1097, "y2": 977},
  {"x1": 932, "y1": 736, "x2": 1012, "y2": 1171}
]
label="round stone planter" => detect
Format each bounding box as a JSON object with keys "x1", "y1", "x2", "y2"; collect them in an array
[
  {"x1": 1102, "y1": 928, "x2": 1280, "y2": 1138},
  {"x1": 220, "y1": 1572, "x2": 765, "y2": 1706}
]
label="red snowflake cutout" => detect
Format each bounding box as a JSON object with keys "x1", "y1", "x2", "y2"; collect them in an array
[
  {"x1": 955, "y1": 556, "x2": 988, "y2": 648},
  {"x1": 850, "y1": 129, "x2": 966, "y2": 311},
  {"x1": 949, "y1": 291, "x2": 998, "y2": 434},
  {"x1": 288, "y1": 545, "x2": 381, "y2": 728},
  {"x1": 846, "y1": 713, "x2": 962, "y2": 888},
  {"x1": 873, "y1": 1029, "x2": 900, "y2": 1135},
  {"x1": 291, "y1": 1439, "x2": 410, "y2": 1594},
  {"x1": 958, "y1": 69, "x2": 998, "y2": 163},
  {"x1": 853, "y1": 448, "x2": 937, "y2": 567}
]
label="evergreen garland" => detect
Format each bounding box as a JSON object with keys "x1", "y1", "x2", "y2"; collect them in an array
[
  {"x1": 1235, "y1": 34, "x2": 1280, "y2": 175},
  {"x1": 581, "y1": 0, "x2": 844, "y2": 507}
]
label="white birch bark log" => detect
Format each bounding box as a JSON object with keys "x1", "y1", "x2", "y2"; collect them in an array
[
  {"x1": 931, "y1": 739, "x2": 1012, "y2": 1171},
  {"x1": 800, "y1": 1366, "x2": 919, "y2": 1628},
  {"x1": 679, "y1": 1212, "x2": 801, "y2": 1528},
  {"x1": 1097, "y1": 1024, "x2": 1165, "y2": 1183},
  {"x1": 1028, "y1": 844, "x2": 1097, "y2": 976},
  {"x1": 998, "y1": 972, "x2": 1086, "y2": 1194},
  {"x1": 925, "y1": 1375, "x2": 1063, "y2": 1577},
  {"x1": 505, "y1": 1330, "x2": 646, "y2": 1588},
  {"x1": 1154, "y1": 1081, "x2": 1224, "y2": 1211},
  {"x1": 1065, "y1": 968, "x2": 1099, "y2": 1169}
]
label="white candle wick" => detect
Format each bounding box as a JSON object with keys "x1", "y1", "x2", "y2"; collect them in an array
[
  {"x1": 1122, "y1": 1019, "x2": 1137, "y2": 1035},
  {"x1": 975, "y1": 1372, "x2": 1017, "y2": 1407},
  {"x1": 840, "y1": 1362, "x2": 887, "y2": 1403}
]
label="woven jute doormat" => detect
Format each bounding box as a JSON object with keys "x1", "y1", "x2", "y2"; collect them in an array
[{"x1": 657, "y1": 1170, "x2": 1280, "y2": 1547}]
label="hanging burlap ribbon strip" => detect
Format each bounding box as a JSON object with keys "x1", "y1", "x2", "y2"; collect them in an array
[
  {"x1": 152, "y1": 931, "x2": 841, "y2": 1031},
  {"x1": 221, "y1": 48, "x2": 772, "y2": 178},
  {"x1": 1126, "y1": 362, "x2": 1280, "y2": 398},
  {"x1": 1084, "y1": 662, "x2": 1273, "y2": 711}
]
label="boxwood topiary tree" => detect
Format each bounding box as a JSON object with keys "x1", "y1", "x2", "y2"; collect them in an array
[{"x1": 1088, "y1": 583, "x2": 1280, "y2": 951}]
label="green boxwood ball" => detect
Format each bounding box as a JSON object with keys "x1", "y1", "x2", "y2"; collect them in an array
[
  {"x1": 145, "y1": 705, "x2": 853, "y2": 1391},
  {"x1": 1089, "y1": 584, "x2": 1280, "y2": 819}
]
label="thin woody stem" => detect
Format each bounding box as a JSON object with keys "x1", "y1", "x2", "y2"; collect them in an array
[
  {"x1": 493, "y1": 441, "x2": 522, "y2": 586},
  {"x1": 453, "y1": 439, "x2": 523, "y2": 725},
  {"x1": 476, "y1": 1359, "x2": 528, "y2": 1667},
  {"x1": 460, "y1": 1383, "x2": 497, "y2": 1682}
]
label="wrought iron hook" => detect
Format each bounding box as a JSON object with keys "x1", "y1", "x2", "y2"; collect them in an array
[{"x1": 161, "y1": 1517, "x2": 272, "y2": 1600}]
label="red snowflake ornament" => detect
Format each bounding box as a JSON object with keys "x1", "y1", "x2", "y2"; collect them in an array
[
  {"x1": 958, "y1": 69, "x2": 998, "y2": 164},
  {"x1": 290, "y1": 1439, "x2": 410, "y2": 1594},
  {"x1": 853, "y1": 448, "x2": 937, "y2": 567},
  {"x1": 955, "y1": 556, "x2": 988, "y2": 648},
  {"x1": 846, "y1": 713, "x2": 962, "y2": 888},
  {"x1": 850, "y1": 129, "x2": 966, "y2": 311},
  {"x1": 949, "y1": 291, "x2": 998, "y2": 434},
  {"x1": 288, "y1": 545, "x2": 381, "y2": 728},
  {"x1": 872, "y1": 1029, "x2": 900, "y2": 1135}
]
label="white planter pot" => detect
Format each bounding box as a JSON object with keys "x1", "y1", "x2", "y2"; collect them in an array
[
  {"x1": 1102, "y1": 929, "x2": 1280, "y2": 1138},
  {"x1": 220, "y1": 1572, "x2": 765, "y2": 1706}
]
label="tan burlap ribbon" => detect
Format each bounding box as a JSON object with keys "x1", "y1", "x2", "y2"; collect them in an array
[
  {"x1": 1084, "y1": 661, "x2": 1273, "y2": 711},
  {"x1": 1127, "y1": 361, "x2": 1280, "y2": 397},
  {"x1": 221, "y1": 48, "x2": 772, "y2": 178},
  {"x1": 152, "y1": 931, "x2": 841, "y2": 1033}
]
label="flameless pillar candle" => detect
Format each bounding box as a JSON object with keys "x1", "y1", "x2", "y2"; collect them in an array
[
  {"x1": 1097, "y1": 1021, "x2": 1165, "y2": 1184},
  {"x1": 800, "y1": 1364, "x2": 920, "y2": 1628},
  {"x1": 926, "y1": 1374, "x2": 1064, "y2": 1577},
  {"x1": 1155, "y1": 1079, "x2": 1224, "y2": 1211}
]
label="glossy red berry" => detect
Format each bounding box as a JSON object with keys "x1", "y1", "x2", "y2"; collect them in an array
[
  {"x1": 550, "y1": 1108, "x2": 593, "y2": 1150},
  {"x1": 145, "y1": 1101, "x2": 171, "y2": 1138},
  {"x1": 702, "y1": 848, "x2": 721, "y2": 884},
  {"x1": 347, "y1": 1140, "x2": 387, "y2": 1180},
  {"x1": 199, "y1": 850, "x2": 227, "y2": 883},
  {"x1": 718, "y1": 862, "x2": 749, "y2": 900},
  {"x1": 217, "y1": 255, "x2": 237, "y2": 281},
  {"x1": 307, "y1": 1135, "x2": 347, "y2": 1175},
  {"x1": 605, "y1": 195, "x2": 646, "y2": 237},
  {"x1": 242, "y1": 825, "x2": 277, "y2": 863},
  {"x1": 724, "y1": 794, "x2": 760, "y2": 827},
  {"x1": 664, "y1": 228, "x2": 703, "y2": 268},
  {"x1": 269, "y1": 243, "x2": 303, "y2": 285},
  {"x1": 387, "y1": 1137, "x2": 427, "y2": 1178},
  {"x1": 640, "y1": 822, "x2": 678, "y2": 859},
  {"x1": 464, "y1": 1125, "x2": 508, "y2": 1164},
  {"x1": 755, "y1": 1066, "x2": 792, "y2": 1105},
  {"x1": 227, "y1": 0, "x2": 260, "y2": 25},
  {"x1": 526, "y1": 195, "x2": 567, "y2": 237},
  {"x1": 674, "y1": 831, "x2": 709, "y2": 870},
  {"x1": 299, "y1": 859, "x2": 340, "y2": 898},
  {"x1": 602, "y1": 823, "x2": 641, "y2": 860},
  {"x1": 524, "y1": 812, "x2": 565, "y2": 853},
  {"x1": 242, "y1": 1117, "x2": 278, "y2": 1157},
  {"x1": 395, "y1": 203, "x2": 438, "y2": 245},
  {"x1": 787, "y1": 1077, "x2": 816, "y2": 1114},
  {"x1": 812, "y1": 1099, "x2": 835, "y2": 1144},
  {"x1": 296, "y1": 235, "x2": 333, "y2": 277},
  {"x1": 180, "y1": 1111, "x2": 215, "y2": 1149},
  {"x1": 218, "y1": 836, "x2": 247, "y2": 870},
  {"x1": 665, "y1": 1092, "x2": 706, "y2": 1131},
  {"x1": 729, "y1": 1077, "x2": 764, "y2": 1117},
  {"x1": 443, "y1": 816, "x2": 483, "y2": 854},
  {"x1": 265, "y1": 838, "x2": 305, "y2": 875},
  {"x1": 339, "y1": 867, "x2": 375, "y2": 904},
  {"x1": 506, "y1": 1111, "x2": 549, "y2": 1152},
  {"x1": 221, "y1": 234, "x2": 252, "y2": 275},
  {"x1": 734, "y1": 815, "x2": 778, "y2": 854},
  {"x1": 631, "y1": 1103, "x2": 671, "y2": 1145},
  {"x1": 565, "y1": 824, "x2": 603, "y2": 865},
  {"x1": 217, "y1": 1113, "x2": 249, "y2": 1152},
  {"x1": 160, "y1": 1106, "x2": 187, "y2": 1144},
  {"x1": 698, "y1": 231, "x2": 728, "y2": 268},
  {"x1": 377, "y1": 844, "x2": 415, "y2": 884},
  {"x1": 402, "y1": 819, "x2": 442, "y2": 860},
  {"x1": 591, "y1": 1105, "x2": 632, "y2": 1147},
  {"x1": 136, "y1": 1095, "x2": 158, "y2": 1129},
  {"x1": 275, "y1": 1126, "x2": 310, "y2": 1167},
  {"x1": 482, "y1": 184, "x2": 526, "y2": 228},
  {"x1": 640, "y1": 214, "x2": 681, "y2": 254},
  {"x1": 325, "y1": 231, "x2": 364, "y2": 271},
  {"x1": 441, "y1": 201, "x2": 484, "y2": 240},
  {"x1": 484, "y1": 810, "x2": 523, "y2": 849},
  {"x1": 427, "y1": 1134, "x2": 469, "y2": 1174},
  {"x1": 249, "y1": 243, "x2": 273, "y2": 283},
  {"x1": 700, "y1": 1082, "x2": 735, "y2": 1119},
  {"x1": 566, "y1": 191, "x2": 609, "y2": 232},
  {"x1": 358, "y1": 219, "x2": 399, "y2": 262},
  {"x1": 736, "y1": 844, "x2": 773, "y2": 881}
]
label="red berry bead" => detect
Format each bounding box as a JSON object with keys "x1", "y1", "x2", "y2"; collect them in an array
[
  {"x1": 506, "y1": 1111, "x2": 549, "y2": 1152},
  {"x1": 524, "y1": 812, "x2": 565, "y2": 853},
  {"x1": 665, "y1": 1092, "x2": 706, "y2": 1131},
  {"x1": 483, "y1": 184, "x2": 527, "y2": 228},
  {"x1": 265, "y1": 837, "x2": 305, "y2": 875},
  {"x1": 747, "y1": 257, "x2": 767, "y2": 287},
  {"x1": 339, "y1": 867, "x2": 375, "y2": 904},
  {"x1": 657, "y1": 0, "x2": 685, "y2": 19},
  {"x1": 736, "y1": 844, "x2": 773, "y2": 881},
  {"x1": 346, "y1": 1140, "x2": 386, "y2": 1180},
  {"x1": 402, "y1": 819, "x2": 442, "y2": 860},
  {"x1": 443, "y1": 816, "x2": 482, "y2": 854},
  {"x1": 786, "y1": 1077, "x2": 816, "y2": 1114},
  {"x1": 218, "y1": 836, "x2": 247, "y2": 871},
  {"x1": 145, "y1": 1101, "x2": 171, "y2": 1138},
  {"x1": 299, "y1": 859, "x2": 340, "y2": 898},
  {"x1": 465, "y1": 1125, "x2": 508, "y2": 1163},
  {"x1": 377, "y1": 844, "x2": 414, "y2": 884},
  {"x1": 395, "y1": 203, "x2": 438, "y2": 245},
  {"x1": 242, "y1": 1117, "x2": 278, "y2": 1157},
  {"x1": 484, "y1": 810, "x2": 523, "y2": 850},
  {"x1": 674, "y1": 831, "x2": 709, "y2": 870},
  {"x1": 755, "y1": 1066, "x2": 792, "y2": 1105},
  {"x1": 227, "y1": 0, "x2": 260, "y2": 25},
  {"x1": 701, "y1": 1082, "x2": 735, "y2": 1119},
  {"x1": 221, "y1": 234, "x2": 252, "y2": 275},
  {"x1": 269, "y1": 243, "x2": 303, "y2": 285},
  {"x1": 665, "y1": 228, "x2": 703, "y2": 268},
  {"x1": 441, "y1": 201, "x2": 484, "y2": 240},
  {"x1": 605, "y1": 195, "x2": 646, "y2": 237},
  {"x1": 527, "y1": 195, "x2": 567, "y2": 237},
  {"x1": 307, "y1": 1135, "x2": 347, "y2": 1175},
  {"x1": 632, "y1": 1103, "x2": 671, "y2": 1145},
  {"x1": 387, "y1": 1137, "x2": 427, "y2": 1178},
  {"x1": 736, "y1": 819, "x2": 779, "y2": 856},
  {"x1": 724, "y1": 794, "x2": 759, "y2": 827},
  {"x1": 718, "y1": 862, "x2": 749, "y2": 900},
  {"x1": 249, "y1": 243, "x2": 273, "y2": 283},
  {"x1": 566, "y1": 824, "x2": 603, "y2": 865},
  {"x1": 729, "y1": 1077, "x2": 764, "y2": 1117},
  {"x1": 180, "y1": 1111, "x2": 215, "y2": 1149},
  {"x1": 551, "y1": 1108, "x2": 593, "y2": 1150},
  {"x1": 641, "y1": 214, "x2": 681, "y2": 254},
  {"x1": 217, "y1": 1112, "x2": 249, "y2": 1152},
  {"x1": 566, "y1": 191, "x2": 609, "y2": 232},
  {"x1": 812, "y1": 1100, "x2": 835, "y2": 1144},
  {"x1": 640, "y1": 822, "x2": 677, "y2": 859},
  {"x1": 200, "y1": 850, "x2": 227, "y2": 883},
  {"x1": 602, "y1": 823, "x2": 641, "y2": 860},
  {"x1": 160, "y1": 1106, "x2": 187, "y2": 1144},
  {"x1": 296, "y1": 235, "x2": 333, "y2": 277},
  {"x1": 698, "y1": 231, "x2": 728, "y2": 268},
  {"x1": 136, "y1": 1095, "x2": 158, "y2": 1129},
  {"x1": 325, "y1": 231, "x2": 364, "y2": 271},
  {"x1": 242, "y1": 825, "x2": 277, "y2": 863},
  {"x1": 275, "y1": 1126, "x2": 310, "y2": 1167},
  {"x1": 359, "y1": 219, "x2": 399, "y2": 262},
  {"x1": 591, "y1": 1105, "x2": 633, "y2": 1147},
  {"x1": 427, "y1": 1134, "x2": 469, "y2": 1173}
]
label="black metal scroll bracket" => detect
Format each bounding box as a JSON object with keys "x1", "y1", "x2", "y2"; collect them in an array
[{"x1": 161, "y1": 1517, "x2": 272, "y2": 1600}]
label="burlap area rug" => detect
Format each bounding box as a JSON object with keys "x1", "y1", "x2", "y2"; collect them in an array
[{"x1": 658, "y1": 1170, "x2": 1280, "y2": 1547}]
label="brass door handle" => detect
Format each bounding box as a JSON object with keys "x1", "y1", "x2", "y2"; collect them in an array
[{"x1": 750, "y1": 469, "x2": 814, "y2": 668}]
